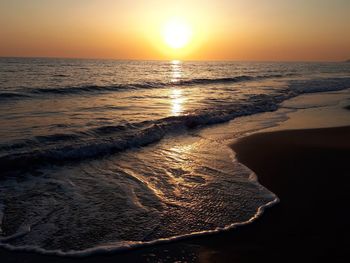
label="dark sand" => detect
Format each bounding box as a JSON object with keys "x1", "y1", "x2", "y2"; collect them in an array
[{"x1": 1, "y1": 126, "x2": 350, "y2": 262}]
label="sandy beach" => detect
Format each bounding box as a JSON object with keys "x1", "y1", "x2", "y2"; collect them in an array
[{"x1": 228, "y1": 125, "x2": 350, "y2": 262}]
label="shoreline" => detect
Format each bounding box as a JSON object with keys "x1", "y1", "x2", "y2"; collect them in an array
[
  {"x1": 2, "y1": 125, "x2": 349, "y2": 262},
  {"x1": 1, "y1": 92, "x2": 350, "y2": 262},
  {"x1": 230, "y1": 126, "x2": 350, "y2": 262}
]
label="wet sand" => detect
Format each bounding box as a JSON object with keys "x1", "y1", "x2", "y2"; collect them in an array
[{"x1": 228, "y1": 125, "x2": 350, "y2": 262}]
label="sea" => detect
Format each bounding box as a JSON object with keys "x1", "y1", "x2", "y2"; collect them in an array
[{"x1": 0, "y1": 58, "x2": 349, "y2": 256}]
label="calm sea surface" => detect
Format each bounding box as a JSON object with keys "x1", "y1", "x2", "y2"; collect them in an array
[{"x1": 0, "y1": 58, "x2": 349, "y2": 255}]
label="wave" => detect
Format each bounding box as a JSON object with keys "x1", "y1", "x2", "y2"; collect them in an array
[
  {"x1": 0, "y1": 92, "x2": 30, "y2": 101},
  {"x1": 5, "y1": 73, "x2": 291, "y2": 98},
  {"x1": 289, "y1": 78, "x2": 350, "y2": 93},
  {"x1": 0, "y1": 77, "x2": 349, "y2": 256},
  {"x1": 0, "y1": 91, "x2": 295, "y2": 173},
  {"x1": 0, "y1": 143, "x2": 279, "y2": 256},
  {"x1": 174, "y1": 73, "x2": 285, "y2": 85},
  {"x1": 1, "y1": 77, "x2": 349, "y2": 173}
]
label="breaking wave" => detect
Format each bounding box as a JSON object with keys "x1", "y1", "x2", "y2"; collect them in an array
[{"x1": 1, "y1": 77, "x2": 350, "y2": 172}]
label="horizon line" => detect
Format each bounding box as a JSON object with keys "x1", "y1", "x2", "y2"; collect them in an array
[{"x1": 0, "y1": 55, "x2": 348, "y2": 63}]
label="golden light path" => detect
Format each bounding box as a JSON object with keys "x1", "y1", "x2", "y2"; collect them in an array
[{"x1": 170, "y1": 60, "x2": 185, "y2": 116}]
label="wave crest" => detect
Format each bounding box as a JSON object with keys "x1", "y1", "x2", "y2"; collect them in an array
[{"x1": 2, "y1": 73, "x2": 291, "y2": 99}]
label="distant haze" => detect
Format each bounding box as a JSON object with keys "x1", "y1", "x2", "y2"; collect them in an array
[{"x1": 0, "y1": 0, "x2": 349, "y2": 61}]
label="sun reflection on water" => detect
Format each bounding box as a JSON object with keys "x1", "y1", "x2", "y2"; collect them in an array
[
  {"x1": 169, "y1": 60, "x2": 185, "y2": 116},
  {"x1": 170, "y1": 89, "x2": 185, "y2": 116},
  {"x1": 170, "y1": 60, "x2": 182, "y2": 83}
]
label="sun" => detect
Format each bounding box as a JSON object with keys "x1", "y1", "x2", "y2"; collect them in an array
[{"x1": 162, "y1": 18, "x2": 192, "y2": 49}]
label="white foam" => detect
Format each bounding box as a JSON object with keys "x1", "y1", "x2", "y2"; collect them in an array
[
  {"x1": 0, "y1": 193, "x2": 279, "y2": 257},
  {"x1": 0, "y1": 133, "x2": 279, "y2": 257}
]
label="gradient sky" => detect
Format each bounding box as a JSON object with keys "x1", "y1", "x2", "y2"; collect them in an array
[{"x1": 0, "y1": 0, "x2": 349, "y2": 61}]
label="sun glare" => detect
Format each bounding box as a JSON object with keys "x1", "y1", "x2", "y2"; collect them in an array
[{"x1": 163, "y1": 19, "x2": 192, "y2": 49}]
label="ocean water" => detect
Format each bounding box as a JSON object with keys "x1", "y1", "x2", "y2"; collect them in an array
[{"x1": 0, "y1": 58, "x2": 349, "y2": 255}]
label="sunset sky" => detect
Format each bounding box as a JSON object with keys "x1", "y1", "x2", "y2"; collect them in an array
[{"x1": 0, "y1": 0, "x2": 349, "y2": 61}]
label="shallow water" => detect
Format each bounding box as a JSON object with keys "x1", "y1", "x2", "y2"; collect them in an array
[{"x1": 0, "y1": 58, "x2": 349, "y2": 255}]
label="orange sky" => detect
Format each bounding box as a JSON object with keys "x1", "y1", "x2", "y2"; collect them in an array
[{"x1": 0, "y1": 0, "x2": 349, "y2": 61}]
